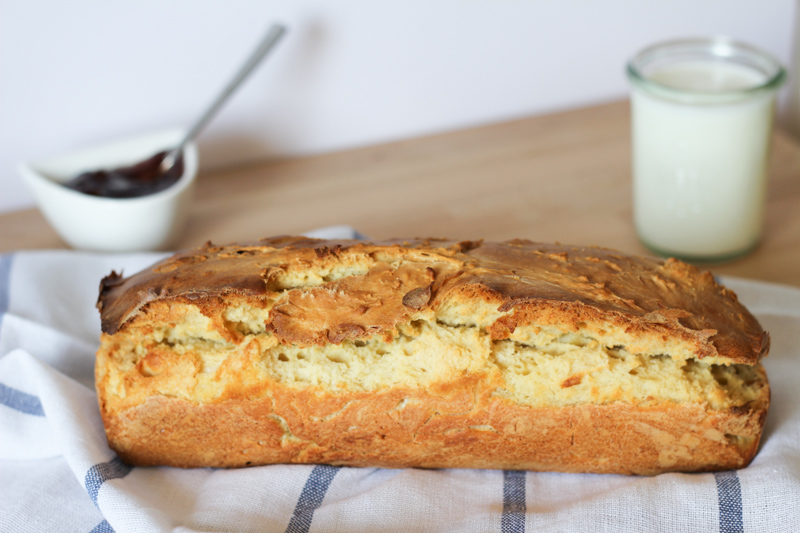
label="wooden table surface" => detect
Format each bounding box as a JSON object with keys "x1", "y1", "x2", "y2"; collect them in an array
[{"x1": 2, "y1": 100, "x2": 799, "y2": 286}]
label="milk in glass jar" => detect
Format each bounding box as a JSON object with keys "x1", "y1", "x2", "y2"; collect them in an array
[{"x1": 627, "y1": 38, "x2": 785, "y2": 261}]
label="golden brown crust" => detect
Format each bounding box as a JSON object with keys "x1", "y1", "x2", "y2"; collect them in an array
[
  {"x1": 267, "y1": 261, "x2": 435, "y2": 345},
  {"x1": 98, "y1": 236, "x2": 767, "y2": 364},
  {"x1": 95, "y1": 236, "x2": 771, "y2": 474},
  {"x1": 99, "y1": 370, "x2": 768, "y2": 475}
]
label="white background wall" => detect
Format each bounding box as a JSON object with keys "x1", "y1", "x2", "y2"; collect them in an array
[{"x1": 0, "y1": 1, "x2": 795, "y2": 214}]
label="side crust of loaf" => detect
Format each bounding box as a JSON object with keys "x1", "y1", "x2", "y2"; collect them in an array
[
  {"x1": 98, "y1": 372, "x2": 767, "y2": 475},
  {"x1": 95, "y1": 237, "x2": 771, "y2": 474}
]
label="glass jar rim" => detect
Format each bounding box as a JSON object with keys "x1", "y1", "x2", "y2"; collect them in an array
[{"x1": 627, "y1": 36, "x2": 786, "y2": 103}]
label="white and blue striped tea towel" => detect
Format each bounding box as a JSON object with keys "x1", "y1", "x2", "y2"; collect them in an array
[{"x1": 1, "y1": 225, "x2": 799, "y2": 532}]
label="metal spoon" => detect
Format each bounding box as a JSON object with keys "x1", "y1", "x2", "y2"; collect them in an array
[
  {"x1": 159, "y1": 23, "x2": 287, "y2": 173},
  {"x1": 64, "y1": 23, "x2": 287, "y2": 198}
]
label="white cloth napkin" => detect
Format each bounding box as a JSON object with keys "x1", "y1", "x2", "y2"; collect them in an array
[{"x1": 1, "y1": 226, "x2": 799, "y2": 533}]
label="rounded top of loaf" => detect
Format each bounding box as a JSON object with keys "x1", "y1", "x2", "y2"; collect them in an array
[{"x1": 97, "y1": 236, "x2": 769, "y2": 365}]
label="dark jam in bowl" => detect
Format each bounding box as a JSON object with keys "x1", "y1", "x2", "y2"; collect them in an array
[{"x1": 64, "y1": 151, "x2": 185, "y2": 199}]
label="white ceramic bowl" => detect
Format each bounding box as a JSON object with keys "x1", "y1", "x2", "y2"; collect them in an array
[{"x1": 20, "y1": 129, "x2": 198, "y2": 253}]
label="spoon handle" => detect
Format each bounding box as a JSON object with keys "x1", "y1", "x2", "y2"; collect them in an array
[{"x1": 171, "y1": 23, "x2": 287, "y2": 161}]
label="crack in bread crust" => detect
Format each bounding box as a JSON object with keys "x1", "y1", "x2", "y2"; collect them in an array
[{"x1": 101, "y1": 315, "x2": 765, "y2": 411}]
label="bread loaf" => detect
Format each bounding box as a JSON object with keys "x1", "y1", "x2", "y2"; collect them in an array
[{"x1": 95, "y1": 237, "x2": 770, "y2": 475}]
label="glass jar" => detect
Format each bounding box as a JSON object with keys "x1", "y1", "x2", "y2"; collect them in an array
[{"x1": 627, "y1": 37, "x2": 785, "y2": 261}]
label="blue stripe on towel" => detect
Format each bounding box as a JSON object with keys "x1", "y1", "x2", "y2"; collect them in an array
[
  {"x1": 0, "y1": 382, "x2": 45, "y2": 416},
  {"x1": 85, "y1": 456, "x2": 133, "y2": 507},
  {"x1": 0, "y1": 253, "x2": 13, "y2": 344},
  {"x1": 89, "y1": 519, "x2": 115, "y2": 533},
  {"x1": 715, "y1": 471, "x2": 744, "y2": 533},
  {"x1": 285, "y1": 465, "x2": 341, "y2": 533},
  {"x1": 0, "y1": 256, "x2": 44, "y2": 418},
  {"x1": 501, "y1": 470, "x2": 526, "y2": 533}
]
